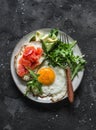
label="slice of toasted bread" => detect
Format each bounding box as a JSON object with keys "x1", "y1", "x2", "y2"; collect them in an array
[{"x1": 14, "y1": 41, "x2": 44, "y2": 81}]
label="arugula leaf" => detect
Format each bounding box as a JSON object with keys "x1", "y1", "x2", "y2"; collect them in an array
[
  {"x1": 49, "y1": 29, "x2": 58, "y2": 37},
  {"x1": 46, "y1": 40, "x2": 86, "y2": 80},
  {"x1": 25, "y1": 70, "x2": 42, "y2": 96},
  {"x1": 28, "y1": 69, "x2": 38, "y2": 79}
]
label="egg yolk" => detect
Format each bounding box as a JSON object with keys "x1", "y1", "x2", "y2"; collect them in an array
[{"x1": 37, "y1": 67, "x2": 55, "y2": 85}]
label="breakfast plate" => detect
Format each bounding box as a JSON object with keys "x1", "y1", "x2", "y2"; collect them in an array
[{"x1": 10, "y1": 28, "x2": 85, "y2": 103}]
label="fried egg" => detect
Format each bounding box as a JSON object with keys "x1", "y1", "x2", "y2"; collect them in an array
[{"x1": 37, "y1": 62, "x2": 67, "y2": 102}]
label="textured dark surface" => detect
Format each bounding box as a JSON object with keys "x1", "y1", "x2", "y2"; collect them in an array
[{"x1": 0, "y1": 0, "x2": 96, "y2": 130}]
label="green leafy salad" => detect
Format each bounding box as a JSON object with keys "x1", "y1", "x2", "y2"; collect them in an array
[{"x1": 25, "y1": 29, "x2": 86, "y2": 96}]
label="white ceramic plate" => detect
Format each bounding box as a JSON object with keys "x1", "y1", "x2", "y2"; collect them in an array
[{"x1": 10, "y1": 28, "x2": 84, "y2": 103}]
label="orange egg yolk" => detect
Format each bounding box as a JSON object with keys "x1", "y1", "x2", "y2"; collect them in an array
[{"x1": 37, "y1": 67, "x2": 55, "y2": 85}]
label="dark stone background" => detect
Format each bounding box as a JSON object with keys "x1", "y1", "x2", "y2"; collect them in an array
[{"x1": 0, "y1": 0, "x2": 96, "y2": 130}]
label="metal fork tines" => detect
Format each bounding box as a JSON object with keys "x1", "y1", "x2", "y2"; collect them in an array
[{"x1": 60, "y1": 33, "x2": 69, "y2": 44}]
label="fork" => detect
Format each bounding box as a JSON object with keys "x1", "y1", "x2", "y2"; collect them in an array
[{"x1": 59, "y1": 32, "x2": 74, "y2": 103}]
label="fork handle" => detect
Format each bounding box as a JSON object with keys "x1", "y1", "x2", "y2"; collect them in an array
[{"x1": 65, "y1": 67, "x2": 74, "y2": 103}]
